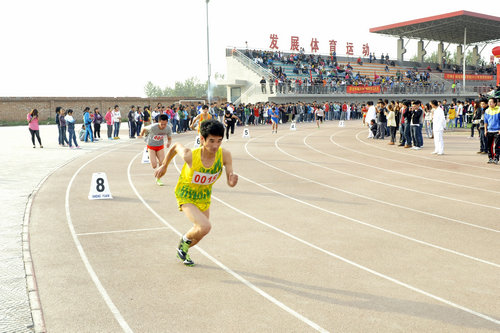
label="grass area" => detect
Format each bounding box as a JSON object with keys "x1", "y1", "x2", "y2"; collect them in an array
[
  {"x1": 0, "y1": 121, "x2": 29, "y2": 126},
  {"x1": 0, "y1": 119, "x2": 58, "y2": 126}
]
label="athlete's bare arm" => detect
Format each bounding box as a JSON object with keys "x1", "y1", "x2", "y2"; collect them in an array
[
  {"x1": 154, "y1": 142, "x2": 192, "y2": 178},
  {"x1": 222, "y1": 148, "x2": 238, "y2": 187},
  {"x1": 138, "y1": 127, "x2": 149, "y2": 138},
  {"x1": 190, "y1": 114, "x2": 201, "y2": 129}
]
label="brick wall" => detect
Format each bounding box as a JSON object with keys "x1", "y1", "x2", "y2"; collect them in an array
[{"x1": 0, "y1": 97, "x2": 223, "y2": 122}]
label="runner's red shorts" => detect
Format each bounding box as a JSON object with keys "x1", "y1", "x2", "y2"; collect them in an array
[{"x1": 147, "y1": 145, "x2": 164, "y2": 151}]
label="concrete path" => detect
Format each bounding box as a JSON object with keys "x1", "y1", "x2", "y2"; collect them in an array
[{"x1": 0, "y1": 123, "x2": 128, "y2": 333}]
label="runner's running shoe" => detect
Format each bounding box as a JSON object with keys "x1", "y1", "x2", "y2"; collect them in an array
[{"x1": 177, "y1": 238, "x2": 194, "y2": 266}]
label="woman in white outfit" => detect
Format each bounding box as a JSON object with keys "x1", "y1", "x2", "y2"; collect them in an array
[
  {"x1": 430, "y1": 100, "x2": 446, "y2": 155},
  {"x1": 365, "y1": 101, "x2": 377, "y2": 138}
]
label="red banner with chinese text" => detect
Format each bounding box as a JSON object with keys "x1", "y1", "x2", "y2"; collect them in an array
[
  {"x1": 346, "y1": 86, "x2": 381, "y2": 94},
  {"x1": 444, "y1": 73, "x2": 494, "y2": 81}
]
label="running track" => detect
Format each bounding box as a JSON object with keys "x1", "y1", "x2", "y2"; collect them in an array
[{"x1": 29, "y1": 122, "x2": 500, "y2": 332}]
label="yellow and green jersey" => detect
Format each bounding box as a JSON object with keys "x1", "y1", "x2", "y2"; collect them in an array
[{"x1": 175, "y1": 147, "x2": 223, "y2": 211}]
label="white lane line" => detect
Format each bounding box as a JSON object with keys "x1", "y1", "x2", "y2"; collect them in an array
[
  {"x1": 66, "y1": 145, "x2": 133, "y2": 333},
  {"x1": 237, "y1": 172, "x2": 499, "y2": 268},
  {"x1": 275, "y1": 134, "x2": 500, "y2": 211},
  {"x1": 250, "y1": 135, "x2": 498, "y2": 233},
  {"x1": 353, "y1": 130, "x2": 500, "y2": 177},
  {"x1": 243, "y1": 138, "x2": 499, "y2": 266},
  {"x1": 172, "y1": 139, "x2": 500, "y2": 326},
  {"x1": 300, "y1": 133, "x2": 500, "y2": 195},
  {"x1": 77, "y1": 227, "x2": 169, "y2": 236},
  {"x1": 128, "y1": 153, "x2": 329, "y2": 333},
  {"x1": 209, "y1": 193, "x2": 500, "y2": 326}
]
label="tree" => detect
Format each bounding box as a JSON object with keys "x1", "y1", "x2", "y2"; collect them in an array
[
  {"x1": 410, "y1": 50, "x2": 479, "y2": 66},
  {"x1": 144, "y1": 75, "x2": 227, "y2": 98},
  {"x1": 410, "y1": 51, "x2": 452, "y2": 65},
  {"x1": 144, "y1": 81, "x2": 164, "y2": 97}
]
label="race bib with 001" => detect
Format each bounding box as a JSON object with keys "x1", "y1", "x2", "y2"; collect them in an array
[{"x1": 191, "y1": 171, "x2": 220, "y2": 185}]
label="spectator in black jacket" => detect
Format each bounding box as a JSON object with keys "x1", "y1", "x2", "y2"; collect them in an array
[
  {"x1": 375, "y1": 100, "x2": 387, "y2": 139},
  {"x1": 128, "y1": 105, "x2": 137, "y2": 138},
  {"x1": 410, "y1": 100, "x2": 424, "y2": 150}
]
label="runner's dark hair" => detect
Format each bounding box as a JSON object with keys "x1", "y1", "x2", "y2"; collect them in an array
[{"x1": 200, "y1": 119, "x2": 224, "y2": 139}]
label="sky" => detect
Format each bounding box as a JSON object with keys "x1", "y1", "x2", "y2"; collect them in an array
[{"x1": 0, "y1": 0, "x2": 498, "y2": 97}]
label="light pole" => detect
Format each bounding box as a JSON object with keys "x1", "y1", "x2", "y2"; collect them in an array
[{"x1": 206, "y1": 0, "x2": 211, "y2": 106}]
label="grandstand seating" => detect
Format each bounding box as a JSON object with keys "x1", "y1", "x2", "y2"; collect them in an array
[
  {"x1": 235, "y1": 48, "x2": 496, "y2": 96},
  {"x1": 272, "y1": 60, "x2": 407, "y2": 81}
]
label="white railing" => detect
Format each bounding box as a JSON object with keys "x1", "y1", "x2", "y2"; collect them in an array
[{"x1": 231, "y1": 49, "x2": 276, "y2": 81}]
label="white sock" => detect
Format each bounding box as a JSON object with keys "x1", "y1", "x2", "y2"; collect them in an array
[{"x1": 183, "y1": 234, "x2": 191, "y2": 243}]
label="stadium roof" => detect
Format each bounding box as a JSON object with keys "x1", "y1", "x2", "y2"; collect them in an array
[{"x1": 370, "y1": 10, "x2": 500, "y2": 45}]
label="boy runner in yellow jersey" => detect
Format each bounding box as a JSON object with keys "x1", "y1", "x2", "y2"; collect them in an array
[
  {"x1": 189, "y1": 104, "x2": 212, "y2": 132},
  {"x1": 154, "y1": 119, "x2": 238, "y2": 266}
]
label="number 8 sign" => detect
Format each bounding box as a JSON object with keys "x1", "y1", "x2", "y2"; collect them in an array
[{"x1": 88, "y1": 172, "x2": 113, "y2": 200}]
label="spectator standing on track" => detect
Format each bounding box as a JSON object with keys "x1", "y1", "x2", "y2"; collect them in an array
[
  {"x1": 55, "y1": 107, "x2": 62, "y2": 146},
  {"x1": 154, "y1": 119, "x2": 238, "y2": 266},
  {"x1": 424, "y1": 103, "x2": 433, "y2": 139},
  {"x1": 83, "y1": 107, "x2": 94, "y2": 142},
  {"x1": 410, "y1": 100, "x2": 424, "y2": 150},
  {"x1": 387, "y1": 104, "x2": 397, "y2": 145},
  {"x1": 151, "y1": 107, "x2": 160, "y2": 124},
  {"x1": 143, "y1": 106, "x2": 151, "y2": 127},
  {"x1": 171, "y1": 106, "x2": 180, "y2": 134},
  {"x1": 105, "y1": 107, "x2": 114, "y2": 140},
  {"x1": 135, "y1": 107, "x2": 144, "y2": 137},
  {"x1": 484, "y1": 97, "x2": 500, "y2": 164},
  {"x1": 341, "y1": 102, "x2": 348, "y2": 121},
  {"x1": 65, "y1": 109, "x2": 80, "y2": 149},
  {"x1": 93, "y1": 108, "x2": 103, "y2": 140},
  {"x1": 375, "y1": 100, "x2": 387, "y2": 140},
  {"x1": 59, "y1": 109, "x2": 69, "y2": 147},
  {"x1": 180, "y1": 107, "x2": 189, "y2": 133},
  {"x1": 112, "y1": 105, "x2": 121, "y2": 139},
  {"x1": 253, "y1": 104, "x2": 260, "y2": 125},
  {"x1": 138, "y1": 114, "x2": 173, "y2": 186},
  {"x1": 455, "y1": 101, "x2": 463, "y2": 128},
  {"x1": 446, "y1": 103, "x2": 456, "y2": 131},
  {"x1": 401, "y1": 100, "x2": 412, "y2": 148},
  {"x1": 244, "y1": 105, "x2": 251, "y2": 125},
  {"x1": 474, "y1": 99, "x2": 488, "y2": 154},
  {"x1": 128, "y1": 105, "x2": 137, "y2": 139},
  {"x1": 27, "y1": 109, "x2": 43, "y2": 148},
  {"x1": 430, "y1": 100, "x2": 446, "y2": 155}
]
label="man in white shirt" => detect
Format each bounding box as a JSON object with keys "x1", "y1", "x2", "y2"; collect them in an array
[
  {"x1": 365, "y1": 101, "x2": 377, "y2": 138},
  {"x1": 431, "y1": 100, "x2": 446, "y2": 155},
  {"x1": 456, "y1": 101, "x2": 463, "y2": 128}
]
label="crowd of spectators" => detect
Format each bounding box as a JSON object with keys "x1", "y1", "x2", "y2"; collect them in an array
[{"x1": 244, "y1": 49, "x2": 495, "y2": 95}]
